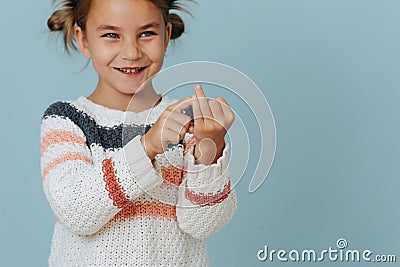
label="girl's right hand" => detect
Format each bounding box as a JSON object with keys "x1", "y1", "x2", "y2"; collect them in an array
[{"x1": 141, "y1": 96, "x2": 193, "y2": 160}]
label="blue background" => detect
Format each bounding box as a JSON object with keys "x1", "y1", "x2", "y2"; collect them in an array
[{"x1": 1, "y1": 0, "x2": 399, "y2": 266}]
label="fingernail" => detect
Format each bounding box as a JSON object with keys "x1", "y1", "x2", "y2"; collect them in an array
[{"x1": 195, "y1": 84, "x2": 201, "y2": 90}]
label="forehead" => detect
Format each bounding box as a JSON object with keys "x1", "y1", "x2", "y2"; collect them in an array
[{"x1": 87, "y1": 0, "x2": 164, "y2": 28}]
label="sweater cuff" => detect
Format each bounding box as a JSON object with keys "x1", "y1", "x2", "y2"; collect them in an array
[
  {"x1": 123, "y1": 135, "x2": 164, "y2": 194},
  {"x1": 184, "y1": 140, "x2": 231, "y2": 195}
]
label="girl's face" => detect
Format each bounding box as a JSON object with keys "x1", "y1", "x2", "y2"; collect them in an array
[{"x1": 75, "y1": 0, "x2": 172, "y2": 96}]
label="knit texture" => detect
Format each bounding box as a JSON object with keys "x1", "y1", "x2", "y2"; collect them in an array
[{"x1": 40, "y1": 95, "x2": 237, "y2": 266}]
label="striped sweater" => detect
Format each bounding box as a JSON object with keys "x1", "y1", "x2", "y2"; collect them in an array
[{"x1": 40, "y1": 95, "x2": 237, "y2": 266}]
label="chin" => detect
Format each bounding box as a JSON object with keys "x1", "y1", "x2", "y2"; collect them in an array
[{"x1": 117, "y1": 83, "x2": 143, "y2": 95}]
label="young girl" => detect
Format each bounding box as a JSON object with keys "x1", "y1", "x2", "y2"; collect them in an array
[{"x1": 41, "y1": 0, "x2": 237, "y2": 266}]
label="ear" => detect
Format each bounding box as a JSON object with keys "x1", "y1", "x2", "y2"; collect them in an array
[
  {"x1": 163, "y1": 22, "x2": 172, "y2": 54},
  {"x1": 74, "y1": 26, "x2": 91, "y2": 59}
]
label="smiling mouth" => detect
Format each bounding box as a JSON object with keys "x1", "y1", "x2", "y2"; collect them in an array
[{"x1": 115, "y1": 67, "x2": 146, "y2": 74}]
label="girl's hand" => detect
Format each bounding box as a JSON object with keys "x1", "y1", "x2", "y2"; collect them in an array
[
  {"x1": 141, "y1": 96, "x2": 193, "y2": 160},
  {"x1": 192, "y1": 84, "x2": 235, "y2": 165}
]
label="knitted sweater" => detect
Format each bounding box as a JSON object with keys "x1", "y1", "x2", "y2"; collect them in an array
[{"x1": 40, "y1": 95, "x2": 237, "y2": 267}]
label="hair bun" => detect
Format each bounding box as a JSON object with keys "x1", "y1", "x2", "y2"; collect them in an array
[
  {"x1": 47, "y1": 9, "x2": 71, "y2": 31},
  {"x1": 47, "y1": 7, "x2": 76, "y2": 52},
  {"x1": 168, "y1": 13, "x2": 185, "y2": 40}
]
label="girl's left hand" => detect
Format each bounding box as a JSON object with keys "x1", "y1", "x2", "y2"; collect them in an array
[{"x1": 192, "y1": 84, "x2": 235, "y2": 165}]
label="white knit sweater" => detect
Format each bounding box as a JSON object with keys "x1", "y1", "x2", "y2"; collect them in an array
[{"x1": 40, "y1": 95, "x2": 237, "y2": 266}]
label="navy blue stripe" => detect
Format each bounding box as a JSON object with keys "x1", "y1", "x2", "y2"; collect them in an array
[
  {"x1": 42, "y1": 101, "x2": 190, "y2": 150},
  {"x1": 42, "y1": 101, "x2": 150, "y2": 149}
]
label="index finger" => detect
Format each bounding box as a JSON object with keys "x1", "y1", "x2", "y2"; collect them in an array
[{"x1": 167, "y1": 95, "x2": 193, "y2": 112}]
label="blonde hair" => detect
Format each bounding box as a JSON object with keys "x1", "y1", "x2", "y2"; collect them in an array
[{"x1": 47, "y1": 0, "x2": 194, "y2": 53}]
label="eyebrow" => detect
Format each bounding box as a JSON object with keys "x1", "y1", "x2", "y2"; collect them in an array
[
  {"x1": 96, "y1": 23, "x2": 161, "y2": 32},
  {"x1": 139, "y1": 23, "x2": 161, "y2": 30},
  {"x1": 96, "y1": 25, "x2": 121, "y2": 32}
]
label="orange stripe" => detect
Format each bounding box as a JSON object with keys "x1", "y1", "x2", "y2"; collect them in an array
[
  {"x1": 161, "y1": 165, "x2": 186, "y2": 187},
  {"x1": 41, "y1": 130, "x2": 86, "y2": 155},
  {"x1": 102, "y1": 158, "x2": 130, "y2": 208},
  {"x1": 113, "y1": 201, "x2": 177, "y2": 221},
  {"x1": 185, "y1": 180, "x2": 231, "y2": 207},
  {"x1": 42, "y1": 152, "x2": 92, "y2": 181}
]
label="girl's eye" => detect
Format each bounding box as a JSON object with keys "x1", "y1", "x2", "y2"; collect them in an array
[
  {"x1": 102, "y1": 33, "x2": 119, "y2": 39},
  {"x1": 140, "y1": 31, "x2": 156, "y2": 38}
]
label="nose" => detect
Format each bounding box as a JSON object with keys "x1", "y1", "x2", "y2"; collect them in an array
[{"x1": 121, "y1": 39, "x2": 142, "y2": 60}]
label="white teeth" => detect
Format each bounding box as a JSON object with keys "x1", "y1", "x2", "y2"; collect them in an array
[{"x1": 118, "y1": 67, "x2": 144, "y2": 74}]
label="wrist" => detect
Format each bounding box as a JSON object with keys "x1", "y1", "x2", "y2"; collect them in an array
[
  {"x1": 194, "y1": 138, "x2": 225, "y2": 165},
  {"x1": 141, "y1": 135, "x2": 156, "y2": 160}
]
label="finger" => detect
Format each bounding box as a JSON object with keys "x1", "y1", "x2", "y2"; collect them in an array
[
  {"x1": 170, "y1": 121, "x2": 189, "y2": 141},
  {"x1": 187, "y1": 124, "x2": 194, "y2": 134},
  {"x1": 195, "y1": 84, "x2": 213, "y2": 120},
  {"x1": 162, "y1": 110, "x2": 191, "y2": 139},
  {"x1": 217, "y1": 96, "x2": 235, "y2": 123},
  {"x1": 169, "y1": 111, "x2": 192, "y2": 130},
  {"x1": 164, "y1": 118, "x2": 184, "y2": 133},
  {"x1": 167, "y1": 95, "x2": 193, "y2": 112},
  {"x1": 194, "y1": 84, "x2": 206, "y2": 97},
  {"x1": 209, "y1": 98, "x2": 225, "y2": 127},
  {"x1": 192, "y1": 93, "x2": 203, "y2": 125},
  {"x1": 161, "y1": 128, "x2": 180, "y2": 145}
]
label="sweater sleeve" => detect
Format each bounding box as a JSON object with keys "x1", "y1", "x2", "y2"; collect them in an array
[
  {"x1": 40, "y1": 107, "x2": 163, "y2": 236},
  {"x1": 176, "y1": 137, "x2": 237, "y2": 240}
]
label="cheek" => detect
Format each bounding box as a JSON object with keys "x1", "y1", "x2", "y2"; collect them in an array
[
  {"x1": 91, "y1": 45, "x2": 116, "y2": 66},
  {"x1": 144, "y1": 41, "x2": 166, "y2": 63}
]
